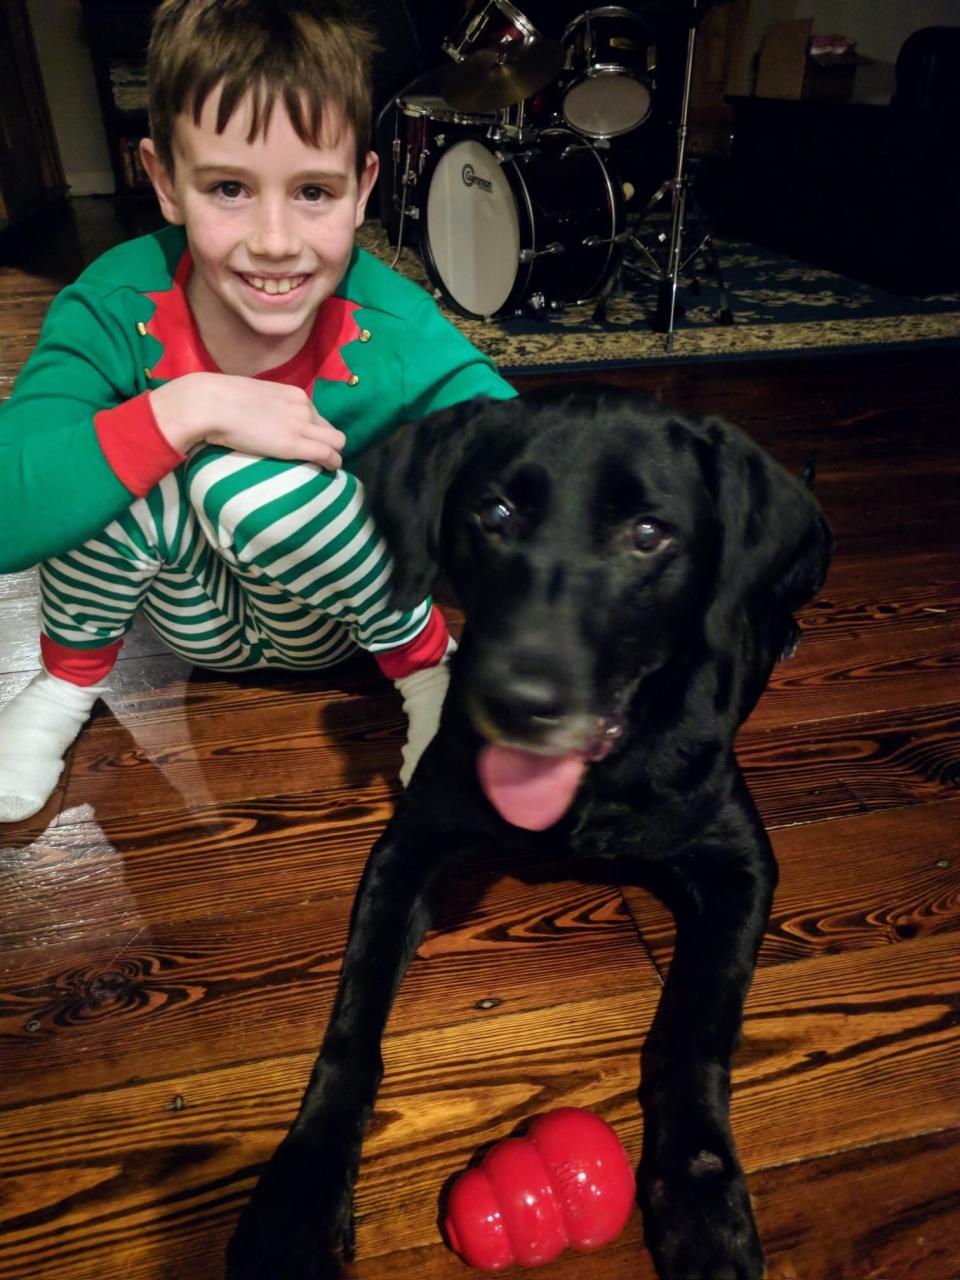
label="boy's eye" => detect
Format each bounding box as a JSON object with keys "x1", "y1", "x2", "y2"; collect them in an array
[
  {"x1": 214, "y1": 181, "x2": 244, "y2": 200},
  {"x1": 300, "y1": 185, "x2": 329, "y2": 203}
]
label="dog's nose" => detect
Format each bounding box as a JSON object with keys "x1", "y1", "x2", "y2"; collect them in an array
[{"x1": 479, "y1": 673, "x2": 568, "y2": 730}]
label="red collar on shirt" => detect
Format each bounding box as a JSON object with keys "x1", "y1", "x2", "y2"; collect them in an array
[{"x1": 144, "y1": 248, "x2": 361, "y2": 393}]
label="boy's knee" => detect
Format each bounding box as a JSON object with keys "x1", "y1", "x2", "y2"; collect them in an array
[{"x1": 187, "y1": 450, "x2": 362, "y2": 557}]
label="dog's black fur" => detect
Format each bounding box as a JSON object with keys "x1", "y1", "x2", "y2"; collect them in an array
[{"x1": 226, "y1": 388, "x2": 832, "y2": 1280}]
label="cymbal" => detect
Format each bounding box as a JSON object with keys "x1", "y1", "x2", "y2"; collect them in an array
[{"x1": 443, "y1": 39, "x2": 565, "y2": 112}]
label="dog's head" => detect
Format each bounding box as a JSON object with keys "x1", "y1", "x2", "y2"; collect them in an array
[{"x1": 356, "y1": 389, "x2": 831, "y2": 828}]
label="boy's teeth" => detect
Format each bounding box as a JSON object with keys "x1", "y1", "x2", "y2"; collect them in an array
[{"x1": 246, "y1": 275, "x2": 304, "y2": 294}]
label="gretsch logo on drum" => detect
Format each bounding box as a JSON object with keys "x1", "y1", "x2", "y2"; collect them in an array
[{"x1": 462, "y1": 163, "x2": 493, "y2": 193}]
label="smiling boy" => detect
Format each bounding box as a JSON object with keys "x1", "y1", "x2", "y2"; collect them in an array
[{"x1": 0, "y1": 0, "x2": 516, "y2": 820}]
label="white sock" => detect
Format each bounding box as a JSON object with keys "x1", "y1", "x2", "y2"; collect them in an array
[
  {"x1": 393, "y1": 638, "x2": 457, "y2": 787},
  {"x1": 0, "y1": 670, "x2": 105, "y2": 822}
]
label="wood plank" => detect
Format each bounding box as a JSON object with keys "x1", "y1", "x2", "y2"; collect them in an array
[
  {"x1": 747, "y1": 625, "x2": 960, "y2": 730},
  {"x1": 359, "y1": 932, "x2": 960, "y2": 1256},
  {"x1": 0, "y1": 875, "x2": 657, "y2": 1107},
  {"x1": 9, "y1": 602, "x2": 957, "y2": 835},
  {"x1": 5, "y1": 699, "x2": 956, "y2": 951},
  {"x1": 35, "y1": 604, "x2": 463, "y2": 827},
  {"x1": 0, "y1": 605, "x2": 184, "y2": 678},
  {"x1": 364, "y1": 1128, "x2": 960, "y2": 1280},
  {"x1": 0, "y1": 932, "x2": 957, "y2": 1277},
  {"x1": 801, "y1": 548, "x2": 960, "y2": 645},
  {"x1": 0, "y1": 597, "x2": 41, "y2": 672},
  {"x1": 624, "y1": 796, "x2": 960, "y2": 973},
  {"x1": 0, "y1": 790, "x2": 394, "y2": 946},
  {"x1": 514, "y1": 350, "x2": 960, "y2": 449},
  {"x1": 737, "y1": 699, "x2": 960, "y2": 827},
  {"x1": 0, "y1": 567, "x2": 38, "y2": 602},
  {"x1": 54, "y1": 676, "x2": 404, "y2": 822}
]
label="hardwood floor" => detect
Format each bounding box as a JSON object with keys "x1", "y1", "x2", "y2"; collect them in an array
[{"x1": 2, "y1": 198, "x2": 959, "y2": 1280}]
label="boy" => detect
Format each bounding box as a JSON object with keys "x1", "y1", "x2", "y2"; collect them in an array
[{"x1": 0, "y1": 0, "x2": 516, "y2": 821}]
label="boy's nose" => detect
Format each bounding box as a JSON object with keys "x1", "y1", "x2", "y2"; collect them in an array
[{"x1": 247, "y1": 202, "x2": 300, "y2": 259}]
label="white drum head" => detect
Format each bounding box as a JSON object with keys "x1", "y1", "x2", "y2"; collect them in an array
[
  {"x1": 425, "y1": 139, "x2": 520, "y2": 318},
  {"x1": 563, "y1": 74, "x2": 651, "y2": 138}
]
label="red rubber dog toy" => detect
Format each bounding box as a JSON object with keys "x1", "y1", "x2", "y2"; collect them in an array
[{"x1": 444, "y1": 1108, "x2": 635, "y2": 1271}]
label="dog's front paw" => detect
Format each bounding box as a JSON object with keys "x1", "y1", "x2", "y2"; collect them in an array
[
  {"x1": 641, "y1": 1151, "x2": 764, "y2": 1280},
  {"x1": 225, "y1": 1136, "x2": 357, "y2": 1280}
]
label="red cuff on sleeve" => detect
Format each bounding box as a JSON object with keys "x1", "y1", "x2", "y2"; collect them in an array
[
  {"x1": 41, "y1": 634, "x2": 124, "y2": 686},
  {"x1": 374, "y1": 605, "x2": 450, "y2": 680},
  {"x1": 94, "y1": 392, "x2": 185, "y2": 497}
]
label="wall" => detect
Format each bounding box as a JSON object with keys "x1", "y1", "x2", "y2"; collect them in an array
[
  {"x1": 27, "y1": 0, "x2": 113, "y2": 195},
  {"x1": 732, "y1": 0, "x2": 960, "y2": 101}
]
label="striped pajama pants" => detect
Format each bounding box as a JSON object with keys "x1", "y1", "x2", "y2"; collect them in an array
[{"x1": 38, "y1": 446, "x2": 430, "y2": 673}]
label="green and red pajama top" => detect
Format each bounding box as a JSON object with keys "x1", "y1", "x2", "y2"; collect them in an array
[{"x1": 0, "y1": 223, "x2": 516, "y2": 576}]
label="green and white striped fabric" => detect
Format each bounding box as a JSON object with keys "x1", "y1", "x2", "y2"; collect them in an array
[{"x1": 39, "y1": 446, "x2": 429, "y2": 670}]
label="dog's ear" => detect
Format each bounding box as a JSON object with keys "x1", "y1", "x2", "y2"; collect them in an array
[
  {"x1": 352, "y1": 395, "x2": 523, "y2": 611},
  {"x1": 697, "y1": 417, "x2": 833, "y2": 610}
]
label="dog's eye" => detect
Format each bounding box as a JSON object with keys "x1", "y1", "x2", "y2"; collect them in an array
[
  {"x1": 633, "y1": 519, "x2": 669, "y2": 554},
  {"x1": 477, "y1": 499, "x2": 517, "y2": 537}
]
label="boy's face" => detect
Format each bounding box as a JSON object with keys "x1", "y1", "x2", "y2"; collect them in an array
[{"x1": 141, "y1": 88, "x2": 378, "y2": 371}]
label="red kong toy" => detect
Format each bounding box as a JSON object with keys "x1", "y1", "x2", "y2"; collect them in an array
[{"x1": 444, "y1": 1108, "x2": 635, "y2": 1271}]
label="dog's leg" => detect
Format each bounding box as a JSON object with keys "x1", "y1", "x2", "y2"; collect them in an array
[
  {"x1": 636, "y1": 801, "x2": 776, "y2": 1280},
  {"x1": 225, "y1": 817, "x2": 452, "y2": 1280}
]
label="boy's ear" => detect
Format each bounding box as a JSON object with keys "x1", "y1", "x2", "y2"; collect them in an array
[
  {"x1": 354, "y1": 150, "x2": 379, "y2": 229},
  {"x1": 140, "y1": 138, "x2": 185, "y2": 225}
]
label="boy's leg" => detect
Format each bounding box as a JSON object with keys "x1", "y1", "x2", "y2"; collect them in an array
[
  {"x1": 0, "y1": 664, "x2": 112, "y2": 822},
  {"x1": 0, "y1": 450, "x2": 454, "y2": 821},
  {"x1": 0, "y1": 471, "x2": 276, "y2": 823},
  {"x1": 0, "y1": 478, "x2": 182, "y2": 821},
  {"x1": 186, "y1": 448, "x2": 455, "y2": 783}
]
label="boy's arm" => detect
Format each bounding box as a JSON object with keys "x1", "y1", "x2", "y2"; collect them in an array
[
  {"x1": 0, "y1": 286, "x2": 183, "y2": 573},
  {"x1": 0, "y1": 288, "x2": 347, "y2": 574},
  {"x1": 401, "y1": 296, "x2": 518, "y2": 423}
]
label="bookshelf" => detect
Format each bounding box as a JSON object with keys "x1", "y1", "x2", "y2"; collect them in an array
[{"x1": 80, "y1": 0, "x2": 156, "y2": 197}]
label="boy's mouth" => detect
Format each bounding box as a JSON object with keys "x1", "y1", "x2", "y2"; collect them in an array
[{"x1": 237, "y1": 272, "x2": 309, "y2": 299}]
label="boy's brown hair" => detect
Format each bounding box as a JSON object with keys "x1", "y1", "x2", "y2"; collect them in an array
[{"x1": 147, "y1": 0, "x2": 378, "y2": 176}]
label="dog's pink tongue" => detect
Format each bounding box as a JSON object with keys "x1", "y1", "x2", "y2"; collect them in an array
[{"x1": 477, "y1": 744, "x2": 586, "y2": 831}]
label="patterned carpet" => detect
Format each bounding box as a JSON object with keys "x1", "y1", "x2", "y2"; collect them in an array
[{"x1": 357, "y1": 222, "x2": 960, "y2": 375}]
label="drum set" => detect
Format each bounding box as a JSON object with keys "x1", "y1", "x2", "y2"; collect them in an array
[{"x1": 387, "y1": 0, "x2": 732, "y2": 342}]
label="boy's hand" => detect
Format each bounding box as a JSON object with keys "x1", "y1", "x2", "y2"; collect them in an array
[{"x1": 150, "y1": 373, "x2": 346, "y2": 468}]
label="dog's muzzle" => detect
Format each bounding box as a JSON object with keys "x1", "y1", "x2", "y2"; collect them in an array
[{"x1": 471, "y1": 688, "x2": 633, "y2": 833}]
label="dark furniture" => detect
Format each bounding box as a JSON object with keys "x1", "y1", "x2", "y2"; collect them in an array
[
  {"x1": 80, "y1": 0, "x2": 154, "y2": 198},
  {"x1": 722, "y1": 27, "x2": 960, "y2": 295}
]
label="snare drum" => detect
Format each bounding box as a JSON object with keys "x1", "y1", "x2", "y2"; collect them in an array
[
  {"x1": 421, "y1": 128, "x2": 624, "y2": 319},
  {"x1": 393, "y1": 96, "x2": 495, "y2": 218},
  {"x1": 562, "y1": 6, "x2": 656, "y2": 139}
]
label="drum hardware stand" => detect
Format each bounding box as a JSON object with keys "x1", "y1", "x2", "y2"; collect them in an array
[
  {"x1": 389, "y1": 158, "x2": 422, "y2": 271},
  {"x1": 627, "y1": 0, "x2": 734, "y2": 350}
]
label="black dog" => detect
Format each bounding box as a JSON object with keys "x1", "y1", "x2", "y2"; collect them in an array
[{"x1": 226, "y1": 388, "x2": 832, "y2": 1280}]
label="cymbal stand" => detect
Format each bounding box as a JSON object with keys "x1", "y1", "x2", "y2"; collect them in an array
[{"x1": 629, "y1": 0, "x2": 733, "y2": 350}]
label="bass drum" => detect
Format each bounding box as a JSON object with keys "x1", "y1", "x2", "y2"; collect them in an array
[{"x1": 421, "y1": 128, "x2": 623, "y2": 320}]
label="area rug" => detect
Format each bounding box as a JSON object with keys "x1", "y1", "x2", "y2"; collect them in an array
[{"x1": 356, "y1": 222, "x2": 960, "y2": 376}]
